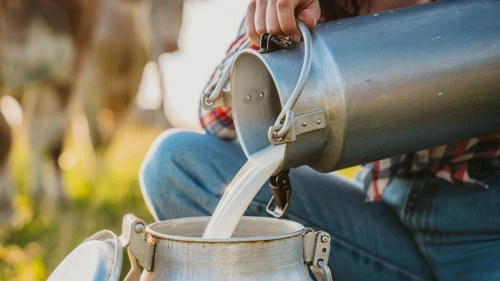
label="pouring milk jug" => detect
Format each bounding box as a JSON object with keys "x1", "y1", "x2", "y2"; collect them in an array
[{"x1": 202, "y1": 0, "x2": 500, "y2": 217}]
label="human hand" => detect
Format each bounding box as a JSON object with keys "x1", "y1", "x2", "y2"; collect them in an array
[{"x1": 246, "y1": 0, "x2": 321, "y2": 46}]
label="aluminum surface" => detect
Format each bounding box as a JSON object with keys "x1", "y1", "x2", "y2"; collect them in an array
[
  {"x1": 231, "y1": 0, "x2": 500, "y2": 172},
  {"x1": 47, "y1": 231, "x2": 123, "y2": 281},
  {"x1": 140, "y1": 216, "x2": 313, "y2": 281},
  {"x1": 49, "y1": 216, "x2": 332, "y2": 281}
]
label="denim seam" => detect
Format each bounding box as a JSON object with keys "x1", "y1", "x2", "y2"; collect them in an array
[
  {"x1": 402, "y1": 175, "x2": 439, "y2": 280},
  {"x1": 401, "y1": 176, "x2": 418, "y2": 228},
  {"x1": 413, "y1": 232, "x2": 439, "y2": 281},
  {"x1": 422, "y1": 177, "x2": 433, "y2": 242},
  {"x1": 329, "y1": 233, "x2": 431, "y2": 281},
  {"x1": 415, "y1": 177, "x2": 427, "y2": 230}
]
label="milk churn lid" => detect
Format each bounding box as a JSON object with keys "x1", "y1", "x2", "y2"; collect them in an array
[{"x1": 47, "y1": 230, "x2": 123, "y2": 281}]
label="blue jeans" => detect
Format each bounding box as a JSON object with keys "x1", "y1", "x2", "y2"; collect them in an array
[{"x1": 140, "y1": 130, "x2": 500, "y2": 281}]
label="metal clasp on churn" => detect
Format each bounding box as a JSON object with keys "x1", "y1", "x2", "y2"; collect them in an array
[
  {"x1": 303, "y1": 228, "x2": 333, "y2": 281},
  {"x1": 259, "y1": 33, "x2": 296, "y2": 53},
  {"x1": 119, "y1": 214, "x2": 156, "y2": 281},
  {"x1": 266, "y1": 171, "x2": 292, "y2": 218}
]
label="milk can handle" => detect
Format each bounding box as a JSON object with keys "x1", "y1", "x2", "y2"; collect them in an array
[
  {"x1": 270, "y1": 20, "x2": 313, "y2": 141},
  {"x1": 202, "y1": 39, "x2": 252, "y2": 108}
]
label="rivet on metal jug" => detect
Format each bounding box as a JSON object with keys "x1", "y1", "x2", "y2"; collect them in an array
[
  {"x1": 202, "y1": 0, "x2": 500, "y2": 217},
  {"x1": 47, "y1": 214, "x2": 333, "y2": 281}
]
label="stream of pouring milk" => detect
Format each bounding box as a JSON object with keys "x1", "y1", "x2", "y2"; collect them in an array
[{"x1": 203, "y1": 145, "x2": 285, "y2": 239}]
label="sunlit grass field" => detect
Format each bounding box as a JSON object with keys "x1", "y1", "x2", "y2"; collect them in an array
[
  {"x1": 0, "y1": 120, "x2": 361, "y2": 281},
  {"x1": 0, "y1": 123, "x2": 161, "y2": 281}
]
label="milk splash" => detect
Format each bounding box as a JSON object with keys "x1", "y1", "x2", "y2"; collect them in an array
[{"x1": 203, "y1": 145, "x2": 285, "y2": 239}]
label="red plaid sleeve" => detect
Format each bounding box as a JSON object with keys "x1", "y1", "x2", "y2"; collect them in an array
[{"x1": 362, "y1": 132, "x2": 500, "y2": 202}]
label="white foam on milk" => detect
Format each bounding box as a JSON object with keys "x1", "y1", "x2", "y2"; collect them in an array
[{"x1": 203, "y1": 145, "x2": 285, "y2": 239}]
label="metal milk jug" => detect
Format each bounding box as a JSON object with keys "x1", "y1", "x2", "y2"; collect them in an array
[
  {"x1": 48, "y1": 215, "x2": 333, "y2": 281},
  {"x1": 202, "y1": 0, "x2": 500, "y2": 174}
]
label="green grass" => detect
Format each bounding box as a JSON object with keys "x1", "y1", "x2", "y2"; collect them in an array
[{"x1": 0, "y1": 125, "x2": 161, "y2": 281}]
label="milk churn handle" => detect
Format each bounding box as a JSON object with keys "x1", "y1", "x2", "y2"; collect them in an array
[
  {"x1": 202, "y1": 39, "x2": 252, "y2": 108},
  {"x1": 124, "y1": 248, "x2": 142, "y2": 281},
  {"x1": 317, "y1": 260, "x2": 333, "y2": 281},
  {"x1": 270, "y1": 20, "x2": 313, "y2": 141}
]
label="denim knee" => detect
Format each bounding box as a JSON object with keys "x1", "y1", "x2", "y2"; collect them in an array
[
  {"x1": 139, "y1": 130, "x2": 205, "y2": 220},
  {"x1": 141, "y1": 130, "x2": 202, "y2": 180}
]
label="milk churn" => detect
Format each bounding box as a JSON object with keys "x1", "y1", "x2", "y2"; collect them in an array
[
  {"x1": 202, "y1": 0, "x2": 500, "y2": 173},
  {"x1": 48, "y1": 214, "x2": 333, "y2": 281}
]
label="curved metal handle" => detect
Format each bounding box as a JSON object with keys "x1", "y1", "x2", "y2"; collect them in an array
[
  {"x1": 316, "y1": 260, "x2": 333, "y2": 281},
  {"x1": 124, "y1": 248, "x2": 142, "y2": 281},
  {"x1": 269, "y1": 20, "x2": 313, "y2": 142},
  {"x1": 202, "y1": 39, "x2": 252, "y2": 109}
]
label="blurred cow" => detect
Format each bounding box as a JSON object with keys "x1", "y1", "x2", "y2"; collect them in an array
[{"x1": 0, "y1": 0, "x2": 183, "y2": 222}]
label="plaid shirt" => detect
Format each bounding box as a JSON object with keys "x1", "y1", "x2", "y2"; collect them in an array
[{"x1": 199, "y1": 22, "x2": 500, "y2": 202}]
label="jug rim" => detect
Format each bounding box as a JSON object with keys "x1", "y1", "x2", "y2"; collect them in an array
[
  {"x1": 232, "y1": 49, "x2": 286, "y2": 159},
  {"x1": 146, "y1": 216, "x2": 305, "y2": 243}
]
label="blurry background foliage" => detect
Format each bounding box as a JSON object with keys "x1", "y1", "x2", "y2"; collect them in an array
[{"x1": 0, "y1": 123, "x2": 159, "y2": 281}]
